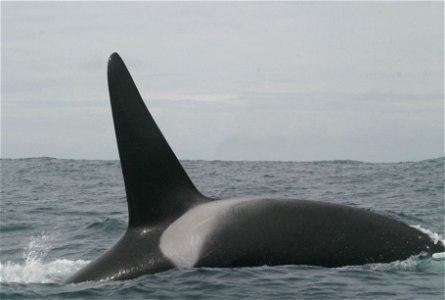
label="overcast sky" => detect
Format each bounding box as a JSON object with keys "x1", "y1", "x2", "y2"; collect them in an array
[{"x1": 1, "y1": 2, "x2": 443, "y2": 162}]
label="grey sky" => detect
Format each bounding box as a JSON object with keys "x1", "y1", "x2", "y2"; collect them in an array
[{"x1": 1, "y1": 2, "x2": 443, "y2": 162}]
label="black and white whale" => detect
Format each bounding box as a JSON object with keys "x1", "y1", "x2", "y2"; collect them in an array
[{"x1": 66, "y1": 53, "x2": 444, "y2": 283}]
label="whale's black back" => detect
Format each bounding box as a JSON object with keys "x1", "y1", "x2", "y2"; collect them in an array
[{"x1": 196, "y1": 199, "x2": 443, "y2": 268}]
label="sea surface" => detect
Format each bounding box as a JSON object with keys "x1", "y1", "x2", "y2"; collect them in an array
[{"x1": 1, "y1": 157, "x2": 444, "y2": 299}]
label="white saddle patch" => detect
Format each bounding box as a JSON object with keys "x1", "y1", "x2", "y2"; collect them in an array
[{"x1": 159, "y1": 198, "x2": 250, "y2": 268}]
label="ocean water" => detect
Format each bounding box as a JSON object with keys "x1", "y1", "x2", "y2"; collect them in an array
[{"x1": 1, "y1": 157, "x2": 444, "y2": 299}]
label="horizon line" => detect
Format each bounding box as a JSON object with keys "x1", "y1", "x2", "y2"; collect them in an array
[{"x1": 1, "y1": 156, "x2": 443, "y2": 165}]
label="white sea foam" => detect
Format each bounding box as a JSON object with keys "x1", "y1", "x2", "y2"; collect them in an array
[
  {"x1": 0, "y1": 258, "x2": 89, "y2": 283},
  {"x1": 409, "y1": 225, "x2": 445, "y2": 262},
  {"x1": 0, "y1": 233, "x2": 89, "y2": 283},
  {"x1": 432, "y1": 252, "x2": 445, "y2": 260},
  {"x1": 337, "y1": 254, "x2": 443, "y2": 273},
  {"x1": 410, "y1": 224, "x2": 444, "y2": 246},
  {"x1": 336, "y1": 226, "x2": 445, "y2": 272}
]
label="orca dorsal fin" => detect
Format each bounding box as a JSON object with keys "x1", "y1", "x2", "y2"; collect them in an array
[{"x1": 107, "y1": 53, "x2": 208, "y2": 228}]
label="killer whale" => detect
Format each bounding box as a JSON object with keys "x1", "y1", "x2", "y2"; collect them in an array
[{"x1": 66, "y1": 53, "x2": 444, "y2": 283}]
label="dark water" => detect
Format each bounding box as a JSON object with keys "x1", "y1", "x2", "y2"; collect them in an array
[{"x1": 1, "y1": 158, "x2": 444, "y2": 299}]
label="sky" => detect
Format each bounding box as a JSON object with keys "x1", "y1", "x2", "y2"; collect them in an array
[{"x1": 1, "y1": 2, "x2": 443, "y2": 162}]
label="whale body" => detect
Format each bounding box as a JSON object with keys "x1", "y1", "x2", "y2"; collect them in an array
[{"x1": 66, "y1": 53, "x2": 444, "y2": 283}]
